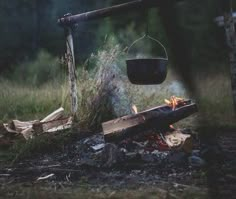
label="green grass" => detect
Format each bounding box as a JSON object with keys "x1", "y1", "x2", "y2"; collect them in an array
[{"x1": 0, "y1": 79, "x2": 68, "y2": 122}]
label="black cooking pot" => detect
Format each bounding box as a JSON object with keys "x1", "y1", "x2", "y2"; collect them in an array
[
  {"x1": 126, "y1": 35, "x2": 168, "y2": 85},
  {"x1": 126, "y1": 58, "x2": 167, "y2": 85}
]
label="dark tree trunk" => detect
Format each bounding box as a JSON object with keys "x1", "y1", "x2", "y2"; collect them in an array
[
  {"x1": 158, "y1": 1, "x2": 196, "y2": 94},
  {"x1": 222, "y1": 0, "x2": 236, "y2": 112},
  {"x1": 32, "y1": 0, "x2": 41, "y2": 52}
]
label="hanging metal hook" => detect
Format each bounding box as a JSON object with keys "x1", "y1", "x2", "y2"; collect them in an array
[{"x1": 127, "y1": 8, "x2": 168, "y2": 60}]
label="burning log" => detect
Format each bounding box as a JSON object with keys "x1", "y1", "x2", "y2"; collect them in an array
[
  {"x1": 164, "y1": 96, "x2": 188, "y2": 110},
  {"x1": 102, "y1": 100, "x2": 197, "y2": 143}
]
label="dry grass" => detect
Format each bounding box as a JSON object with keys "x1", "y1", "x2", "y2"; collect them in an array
[{"x1": 76, "y1": 44, "x2": 131, "y2": 129}]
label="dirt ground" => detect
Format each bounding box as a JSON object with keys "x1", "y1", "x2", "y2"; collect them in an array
[{"x1": 0, "y1": 130, "x2": 236, "y2": 199}]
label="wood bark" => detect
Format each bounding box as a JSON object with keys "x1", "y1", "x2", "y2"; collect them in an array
[
  {"x1": 58, "y1": 0, "x2": 170, "y2": 27},
  {"x1": 65, "y1": 28, "x2": 78, "y2": 117},
  {"x1": 21, "y1": 128, "x2": 34, "y2": 140}
]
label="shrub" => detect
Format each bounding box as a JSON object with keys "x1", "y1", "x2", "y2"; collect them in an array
[
  {"x1": 14, "y1": 50, "x2": 62, "y2": 86},
  {"x1": 77, "y1": 39, "x2": 132, "y2": 130}
]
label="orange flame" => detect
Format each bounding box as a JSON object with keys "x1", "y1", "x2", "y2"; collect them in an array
[{"x1": 165, "y1": 96, "x2": 186, "y2": 110}]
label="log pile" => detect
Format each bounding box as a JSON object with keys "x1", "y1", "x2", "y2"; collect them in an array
[{"x1": 0, "y1": 107, "x2": 72, "y2": 141}]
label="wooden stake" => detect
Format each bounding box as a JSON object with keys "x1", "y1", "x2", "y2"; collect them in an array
[{"x1": 65, "y1": 27, "x2": 78, "y2": 117}]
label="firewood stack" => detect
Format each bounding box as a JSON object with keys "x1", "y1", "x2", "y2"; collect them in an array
[{"x1": 0, "y1": 107, "x2": 72, "y2": 141}]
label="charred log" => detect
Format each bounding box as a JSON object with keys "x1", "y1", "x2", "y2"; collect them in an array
[{"x1": 102, "y1": 101, "x2": 197, "y2": 143}]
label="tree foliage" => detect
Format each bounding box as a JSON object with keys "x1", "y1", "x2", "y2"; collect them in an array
[{"x1": 0, "y1": 0, "x2": 234, "y2": 75}]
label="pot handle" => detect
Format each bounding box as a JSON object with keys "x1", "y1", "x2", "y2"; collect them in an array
[{"x1": 127, "y1": 35, "x2": 168, "y2": 60}]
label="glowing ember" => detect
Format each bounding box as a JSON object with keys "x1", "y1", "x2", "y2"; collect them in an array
[
  {"x1": 164, "y1": 96, "x2": 187, "y2": 110},
  {"x1": 131, "y1": 105, "x2": 138, "y2": 114}
]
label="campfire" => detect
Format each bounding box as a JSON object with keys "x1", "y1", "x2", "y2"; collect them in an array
[
  {"x1": 102, "y1": 97, "x2": 197, "y2": 143},
  {"x1": 84, "y1": 96, "x2": 198, "y2": 168},
  {"x1": 0, "y1": 96, "x2": 199, "y2": 168}
]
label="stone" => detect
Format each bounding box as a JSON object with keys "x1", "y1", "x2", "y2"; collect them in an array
[{"x1": 188, "y1": 155, "x2": 206, "y2": 167}]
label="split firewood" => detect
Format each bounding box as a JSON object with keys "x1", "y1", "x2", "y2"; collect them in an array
[
  {"x1": 33, "y1": 117, "x2": 72, "y2": 135},
  {"x1": 32, "y1": 122, "x2": 43, "y2": 135},
  {"x1": 20, "y1": 107, "x2": 66, "y2": 139},
  {"x1": 0, "y1": 107, "x2": 71, "y2": 141},
  {"x1": 45, "y1": 117, "x2": 72, "y2": 133},
  {"x1": 21, "y1": 127, "x2": 34, "y2": 140},
  {"x1": 40, "y1": 107, "x2": 64, "y2": 123},
  {"x1": 9, "y1": 120, "x2": 39, "y2": 133}
]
